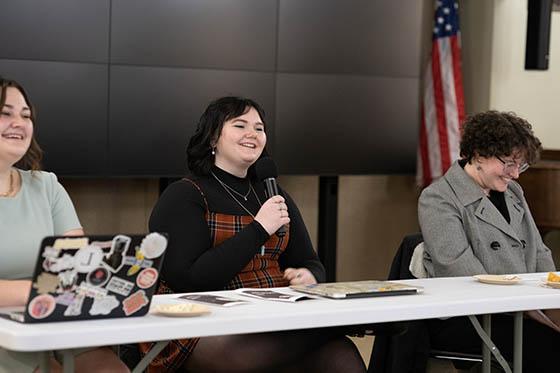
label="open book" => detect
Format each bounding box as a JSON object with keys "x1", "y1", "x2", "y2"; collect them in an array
[
  {"x1": 234, "y1": 288, "x2": 314, "y2": 302},
  {"x1": 178, "y1": 293, "x2": 249, "y2": 307}
]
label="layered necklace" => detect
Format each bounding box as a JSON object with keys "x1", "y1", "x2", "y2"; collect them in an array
[
  {"x1": 0, "y1": 169, "x2": 14, "y2": 198},
  {"x1": 212, "y1": 171, "x2": 252, "y2": 201},
  {"x1": 211, "y1": 171, "x2": 266, "y2": 255},
  {"x1": 211, "y1": 171, "x2": 262, "y2": 216}
]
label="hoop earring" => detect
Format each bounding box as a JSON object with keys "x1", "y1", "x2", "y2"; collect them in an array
[{"x1": 476, "y1": 166, "x2": 482, "y2": 171}]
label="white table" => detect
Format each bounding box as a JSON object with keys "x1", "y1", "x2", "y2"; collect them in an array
[{"x1": 1, "y1": 273, "x2": 559, "y2": 372}]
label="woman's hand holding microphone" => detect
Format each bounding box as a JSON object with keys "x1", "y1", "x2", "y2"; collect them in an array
[{"x1": 254, "y1": 195, "x2": 290, "y2": 235}]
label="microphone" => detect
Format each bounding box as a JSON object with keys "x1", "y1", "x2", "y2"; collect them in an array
[{"x1": 254, "y1": 156, "x2": 286, "y2": 237}]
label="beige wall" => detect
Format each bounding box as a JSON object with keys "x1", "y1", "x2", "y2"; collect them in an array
[
  {"x1": 490, "y1": 1, "x2": 560, "y2": 149},
  {"x1": 462, "y1": 0, "x2": 560, "y2": 149},
  {"x1": 460, "y1": 0, "x2": 494, "y2": 115},
  {"x1": 337, "y1": 175, "x2": 420, "y2": 280},
  {"x1": 63, "y1": 179, "x2": 159, "y2": 235}
]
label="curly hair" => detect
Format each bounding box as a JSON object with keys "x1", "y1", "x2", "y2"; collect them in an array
[
  {"x1": 460, "y1": 110, "x2": 542, "y2": 165},
  {"x1": 0, "y1": 76, "x2": 43, "y2": 171},
  {"x1": 186, "y1": 96, "x2": 268, "y2": 176}
]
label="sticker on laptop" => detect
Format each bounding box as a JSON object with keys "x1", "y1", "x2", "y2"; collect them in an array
[
  {"x1": 106, "y1": 277, "x2": 135, "y2": 296},
  {"x1": 122, "y1": 290, "x2": 149, "y2": 316},
  {"x1": 125, "y1": 249, "x2": 153, "y2": 276},
  {"x1": 74, "y1": 245, "x2": 104, "y2": 273},
  {"x1": 102, "y1": 235, "x2": 131, "y2": 273},
  {"x1": 87, "y1": 267, "x2": 111, "y2": 287},
  {"x1": 139, "y1": 233, "x2": 167, "y2": 259},
  {"x1": 136, "y1": 267, "x2": 159, "y2": 289},
  {"x1": 33, "y1": 273, "x2": 59, "y2": 294},
  {"x1": 77, "y1": 282, "x2": 108, "y2": 299},
  {"x1": 55, "y1": 292, "x2": 76, "y2": 306},
  {"x1": 43, "y1": 253, "x2": 75, "y2": 273},
  {"x1": 89, "y1": 294, "x2": 120, "y2": 316},
  {"x1": 53, "y1": 237, "x2": 89, "y2": 250},
  {"x1": 57, "y1": 270, "x2": 78, "y2": 293},
  {"x1": 64, "y1": 293, "x2": 85, "y2": 316},
  {"x1": 28, "y1": 294, "x2": 56, "y2": 319}
]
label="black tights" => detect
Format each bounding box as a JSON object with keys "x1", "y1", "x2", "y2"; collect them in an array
[{"x1": 184, "y1": 327, "x2": 366, "y2": 372}]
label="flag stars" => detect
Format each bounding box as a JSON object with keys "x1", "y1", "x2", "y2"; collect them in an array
[
  {"x1": 445, "y1": 24, "x2": 452, "y2": 31},
  {"x1": 434, "y1": 27, "x2": 439, "y2": 34},
  {"x1": 443, "y1": 7, "x2": 450, "y2": 15},
  {"x1": 438, "y1": 17, "x2": 444, "y2": 24}
]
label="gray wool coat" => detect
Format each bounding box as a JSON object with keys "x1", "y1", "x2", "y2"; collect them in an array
[{"x1": 419, "y1": 161, "x2": 556, "y2": 277}]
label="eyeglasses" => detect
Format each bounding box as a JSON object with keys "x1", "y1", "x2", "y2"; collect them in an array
[{"x1": 496, "y1": 156, "x2": 529, "y2": 174}]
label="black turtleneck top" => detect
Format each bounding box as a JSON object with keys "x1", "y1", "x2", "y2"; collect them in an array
[{"x1": 149, "y1": 166, "x2": 326, "y2": 292}]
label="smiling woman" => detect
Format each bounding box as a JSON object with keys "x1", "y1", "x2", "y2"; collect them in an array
[
  {"x1": 139, "y1": 96, "x2": 366, "y2": 372},
  {"x1": 0, "y1": 77, "x2": 83, "y2": 283},
  {"x1": 418, "y1": 110, "x2": 559, "y2": 372},
  {"x1": 0, "y1": 76, "x2": 129, "y2": 373}
]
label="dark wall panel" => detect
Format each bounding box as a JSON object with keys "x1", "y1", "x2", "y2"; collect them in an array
[
  {"x1": 0, "y1": 60, "x2": 108, "y2": 175},
  {"x1": 0, "y1": 0, "x2": 425, "y2": 176},
  {"x1": 276, "y1": 73, "x2": 419, "y2": 174},
  {"x1": 109, "y1": 66, "x2": 275, "y2": 176},
  {"x1": 278, "y1": 0, "x2": 423, "y2": 76},
  {"x1": 111, "y1": 0, "x2": 277, "y2": 71},
  {"x1": 0, "y1": 0, "x2": 110, "y2": 63}
]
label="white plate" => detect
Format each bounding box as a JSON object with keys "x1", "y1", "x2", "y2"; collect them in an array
[
  {"x1": 545, "y1": 281, "x2": 560, "y2": 289},
  {"x1": 152, "y1": 303, "x2": 211, "y2": 317},
  {"x1": 473, "y1": 274, "x2": 521, "y2": 285}
]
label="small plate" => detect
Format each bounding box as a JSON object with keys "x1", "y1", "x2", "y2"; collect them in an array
[
  {"x1": 152, "y1": 303, "x2": 211, "y2": 317},
  {"x1": 473, "y1": 274, "x2": 521, "y2": 285},
  {"x1": 545, "y1": 281, "x2": 560, "y2": 289}
]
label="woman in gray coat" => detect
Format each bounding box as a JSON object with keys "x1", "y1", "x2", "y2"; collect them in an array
[{"x1": 419, "y1": 111, "x2": 559, "y2": 371}]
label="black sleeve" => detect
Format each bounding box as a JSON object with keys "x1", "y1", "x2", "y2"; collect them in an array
[
  {"x1": 278, "y1": 191, "x2": 326, "y2": 283},
  {"x1": 149, "y1": 180, "x2": 270, "y2": 292}
]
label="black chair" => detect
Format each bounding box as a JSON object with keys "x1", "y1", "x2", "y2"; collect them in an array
[{"x1": 368, "y1": 233, "x2": 484, "y2": 373}]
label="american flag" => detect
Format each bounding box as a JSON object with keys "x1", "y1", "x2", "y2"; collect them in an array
[{"x1": 417, "y1": 0, "x2": 465, "y2": 187}]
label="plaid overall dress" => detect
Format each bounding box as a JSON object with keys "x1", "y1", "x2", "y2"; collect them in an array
[{"x1": 140, "y1": 179, "x2": 290, "y2": 372}]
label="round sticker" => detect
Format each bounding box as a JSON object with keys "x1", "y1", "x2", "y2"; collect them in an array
[
  {"x1": 136, "y1": 267, "x2": 159, "y2": 289},
  {"x1": 28, "y1": 294, "x2": 56, "y2": 319},
  {"x1": 139, "y1": 233, "x2": 167, "y2": 259},
  {"x1": 86, "y1": 267, "x2": 110, "y2": 287}
]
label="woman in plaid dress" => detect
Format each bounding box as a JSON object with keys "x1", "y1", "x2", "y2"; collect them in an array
[{"x1": 140, "y1": 97, "x2": 365, "y2": 372}]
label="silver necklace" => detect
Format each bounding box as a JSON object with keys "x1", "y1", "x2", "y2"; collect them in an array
[
  {"x1": 212, "y1": 172, "x2": 266, "y2": 255},
  {"x1": 211, "y1": 171, "x2": 252, "y2": 201}
]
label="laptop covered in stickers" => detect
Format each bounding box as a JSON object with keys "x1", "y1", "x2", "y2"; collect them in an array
[{"x1": 1, "y1": 233, "x2": 167, "y2": 323}]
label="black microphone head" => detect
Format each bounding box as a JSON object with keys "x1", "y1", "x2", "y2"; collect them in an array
[{"x1": 254, "y1": 156, "x2": 278, "y2": 180}]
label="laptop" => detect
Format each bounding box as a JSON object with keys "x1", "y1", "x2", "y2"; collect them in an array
[
  {"x1": 290, "y1": 280, "x2": 422, "y2": 299},
  {"x1": 1, "y1": 233, "x2": 167, "y2": 323}
]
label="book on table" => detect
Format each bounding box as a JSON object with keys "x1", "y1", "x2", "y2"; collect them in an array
[
  {"x1": 234, "y1": 288, "x2": 314, "y2": 302},
  {"x1": 178, "y1": 293, "x2": 249, "y2": 307},
  {"x1": 290, "y1": 280, "x2": 422, "y2": 299}
]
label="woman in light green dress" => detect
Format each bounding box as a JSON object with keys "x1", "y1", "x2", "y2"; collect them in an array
[{"x1": 0, "y1": 76, "x2": 129, "y2": 372}]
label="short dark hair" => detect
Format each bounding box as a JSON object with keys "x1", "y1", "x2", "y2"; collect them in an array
[
  {"x1": 0, "y1": 76, "x2": 43, "y2": 171},
  {"x1": 186, "y1": 96, "x2": 268, "y2": 176},
  {"x1": 460, "y1": 110, "x2": 542, "y2": 165}
]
